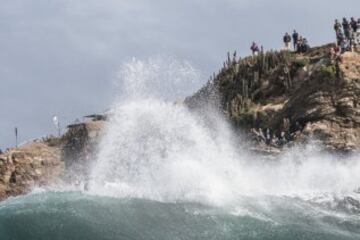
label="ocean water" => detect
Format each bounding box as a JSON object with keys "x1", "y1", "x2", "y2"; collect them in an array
[
  {"x1": 1, "y1": 57, "x2": 359, "y2": 240},
  {"x1": 0, "y1": 191, "x2": 359, "y2": 240}
]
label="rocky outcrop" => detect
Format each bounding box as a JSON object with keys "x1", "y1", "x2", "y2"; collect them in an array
[
  {"x1": 0, "y1": 142, "x2": 64, "y2": 200},
  {"x1": 0, "y1": 119, "x2": 106, "y2": 201},
  {"x1": 186, "y1": 45, "x2": 360, "y2": 152},
  {"x1": 272, "y1": 52, "x2": 360, "y2": 151},
  {"x1": 62, "y1": 120, "x2": 105, "y2": 182}
]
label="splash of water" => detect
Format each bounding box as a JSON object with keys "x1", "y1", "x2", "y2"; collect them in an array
[
  {"x1": 116, "y1": 56, "x2": 202, "y2": 101},
  {"x1": 88, "y1": 57, "x2": 360, "y2": 206},
  {"x1": 1, "y1": 56, "x2": 360, "y2": 240}
]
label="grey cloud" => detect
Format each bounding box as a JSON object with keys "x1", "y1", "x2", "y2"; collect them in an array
[{"x1": 1, "y1": 0, "x2": 360, "y2": 148}]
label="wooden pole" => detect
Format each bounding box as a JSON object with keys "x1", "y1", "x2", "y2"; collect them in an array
[{"x1": 15, "y1": 127, "x2": 18, "y2": 148}]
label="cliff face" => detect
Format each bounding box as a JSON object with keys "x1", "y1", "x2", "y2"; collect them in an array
[
  {"x1": 62, "y1": 120, "x2": 105, "y2": 182},
  {"x1": 0, "y1": 120, "x2": 106, "y2": 201},
  {"x1": 277, "y1": 52, "x2": 360, "y2": 151},
  {"x1": 0, "y1": 141, "x2": 64, "y2": 200},
  {"x1": 186, "y1": 45, "x2": 360, "y2": 152}
]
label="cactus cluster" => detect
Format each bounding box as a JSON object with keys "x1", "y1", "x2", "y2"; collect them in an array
[{"x1": 207, "y1": 49, "x2": 296, "y2": 117}]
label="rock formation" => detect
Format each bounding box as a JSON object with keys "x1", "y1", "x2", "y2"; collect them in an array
[
  {"x1": 1, "y1": 43, "x2": 359, "y2": 201},
  {"x1": 62, "y1": 120, "x2": 105, "y2": 182},
  {"x1": 0, "y1": 119, "x2": 106, "y2": 201},
  {"x1": 0, "y1": 141, "x2": 63, "y2": 200},
  {"x1": 186, "y1": 44, "x2": 360, "y2": 152}
]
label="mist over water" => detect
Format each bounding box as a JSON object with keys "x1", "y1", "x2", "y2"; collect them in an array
[{"x1": 1, "y1": 57, "x2": 360, "y2": 240}]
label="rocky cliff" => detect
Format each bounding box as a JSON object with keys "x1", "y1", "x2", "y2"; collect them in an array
[
  {"x1": 186, "y1": 44, "x2": 360, "y2": 152},
  {"x1": 0, "y1": 140, "x2": 63, "y2": 200},
  {"x1": 0, "y1": 119, "x2": 105, "y2": 200},
  {"x1": 1, "y1": 43, "x2": 359, "y2": 201},
  {"x1": 62, "y1": 120, "x2": 105, "y2": 182}
]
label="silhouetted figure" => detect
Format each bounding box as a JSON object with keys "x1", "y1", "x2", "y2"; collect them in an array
[
  {"x1": 350, "y1": 17, "x2": 358, "y2": 33},
  {"x1": 336, "y1": 30, "x2": 345, "y2": 46},
  {"x1": 296, "y1": 36, "x2": 302, "y2": 53},
  {"x1": 283, "y1": 32, "x2": 292, "y2": 50},
  {"x1": 334, "y1": 19, "x2": 342, "y2": 33},
  {"x1": 292, "y1": 30, "x2": 299, "y2": 51},
  {"x1": 302, "y1": 38, "x2": 310, "y2": 52},
  {"x1": 342, "y1": 17, "x2": 351, "y2": 39},
  {"x1": 296, "y1": 37, "x2": 310, "y2": 54},
  {"x1": 341, "y1": 38, "x2": 351, "y2": 53},
  {"x1": 250, "y1": 42, "x2": 260, "y2": 56}
]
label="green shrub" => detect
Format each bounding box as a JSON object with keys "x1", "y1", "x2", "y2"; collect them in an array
[
  {"x1": 318, "y1": 65, "x2": 336, "y2": 79},
  {"x1": 236, "y1": 111, "x2": 255, "y2": 127},
  {"x1": 292, "y1": 58, "x2": 309, "y2": 69}
]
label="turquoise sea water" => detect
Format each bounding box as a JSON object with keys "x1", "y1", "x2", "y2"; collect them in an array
[{"x1": 0, "y1": 192, "x2": 359, "y2": 240}]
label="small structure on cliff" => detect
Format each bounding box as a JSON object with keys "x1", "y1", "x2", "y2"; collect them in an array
[{"x1": 62, "y1": 117, "x2": 106, "y2": 183}]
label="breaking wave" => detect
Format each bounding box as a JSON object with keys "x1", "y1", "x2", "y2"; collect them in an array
[
  {"x1": 1, "y1": 57, "x2": 360, "y2": 240},
  {"x1": 88, "y1": 57, "x2": 360, "y2": 206}
]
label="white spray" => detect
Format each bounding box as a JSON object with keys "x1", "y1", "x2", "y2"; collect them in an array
[{"x1": 89, "y1": 57, "x2": 360, "y2": 206}]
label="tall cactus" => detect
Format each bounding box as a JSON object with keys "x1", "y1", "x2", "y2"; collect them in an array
[{"x1": 227, "y1": 52, "x2": 231, "y2": 67}]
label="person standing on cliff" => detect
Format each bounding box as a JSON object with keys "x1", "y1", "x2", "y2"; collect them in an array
[
  {"x1": 336, "y1": 30, "x2": 344, "y2": 47},
  {"x1": 342, "y1": 18, "x2": 351, "y2": 39},
  {"x1": 334, "y1": 19, "x2": 342, "y2": 33},
  {"x1": 296, "y1": 36, "x2": 303, "y2": 54},
  {"x1": 350, "y1": 17, "x2": 358, "y2": 33},
  {"x1": 292, "y1": 30, "x2": 299, "y2": 51},
  {"x1": 283, "y1": 33, "x2": 292, "y2": 50},
  {"x1": 339, "y1": 36, "x2": 349, "y2": 53},
  {"x1": 356, "y1": 19, "x2": 360, "y2": 47},
  {"x1": 250, "y1": 42, "x2": 259, "y2": 56}
]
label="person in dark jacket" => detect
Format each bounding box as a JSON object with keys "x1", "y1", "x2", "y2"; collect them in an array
[
  {"x1": 292, "y1": 30, "x2": 299, "y2": 51},
  {"x1": 350, "y1": 17, "x2": 358, "y2": 33},
  {"x1": 283, "y1": 32, "x2": 292, "y2": 50},
  {"x1": 250, "y1": 42, "x2": 260, "y2": 55},
  {"x1": 340, "y1": 38, "x2": 350, "y2": 53},
  {"x1": 336, "y1": 30, "x2": 344, "y2": 46},
  {"x1": 342, "y1": 17, "x2": 351, "y2": 39},
  {"x1": 334, "y1": 19, "x2": 342, "y2": 33},
  {"x1": 301, "y1": 38, "x2": 310, "y2": 53}
]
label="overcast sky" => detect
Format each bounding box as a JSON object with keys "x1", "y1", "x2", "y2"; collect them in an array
[{"x1": 0, "y1": 0, "x2": 359, "y2": 148}]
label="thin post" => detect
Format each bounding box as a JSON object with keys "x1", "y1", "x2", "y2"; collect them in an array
[{"x1": 15, "y1": 127, "x2": 18, "y2": 148}]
